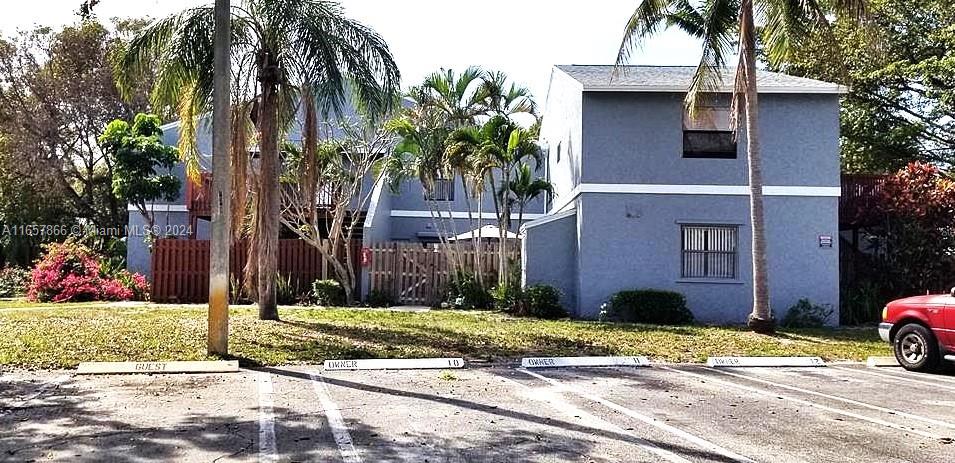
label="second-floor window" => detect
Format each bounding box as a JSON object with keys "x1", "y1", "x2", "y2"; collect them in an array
[
  {"x1": 424, "y1": 178, "x2": 455, "y2": 201},
  {"x1": 683, "y1": 99, "x2": 737, "y2": 159}
]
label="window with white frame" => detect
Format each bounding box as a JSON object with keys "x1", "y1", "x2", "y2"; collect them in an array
[{"x1": 681, "y1": 225, "x2": 738, "y2": 279}]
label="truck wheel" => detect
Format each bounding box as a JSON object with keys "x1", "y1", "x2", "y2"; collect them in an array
[{"x1": 894, "y1": 324, "x2": 940, "y2": 372}]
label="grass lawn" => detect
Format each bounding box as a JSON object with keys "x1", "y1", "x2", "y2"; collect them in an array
[{"x1": 0, "y1": 301, "x2": 890, "y2": 370}]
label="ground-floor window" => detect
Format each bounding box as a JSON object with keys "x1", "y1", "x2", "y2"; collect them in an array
[{"x1": 681, "y1": 224, "x2": 738, "y2": 279}]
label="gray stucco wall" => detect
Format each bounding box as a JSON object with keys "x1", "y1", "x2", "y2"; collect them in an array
[
  {"x1": 390, "y1": 175, "x2": 545, "y2": 216},
  {"x1": 579, "y1": 92, "x2": 841, "y2": 188},
  {"x1": 538, "y1": 70, "x2": 584, "y2": 210},
  {"x1": 522, "y1": 211, "x2": 578, "y2": 310},
  {"x1": 573, "y1": 193, "x2": 839, "y2": 323}
]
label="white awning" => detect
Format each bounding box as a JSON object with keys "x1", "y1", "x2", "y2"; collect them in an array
[{"x1": 447, "y1": 225, "x2": 518, "y2": 241}]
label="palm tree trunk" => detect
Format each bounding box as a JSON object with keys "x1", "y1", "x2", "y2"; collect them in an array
[
  {"x1": 461, "y1": 181, "x2": 482, "y2": 285},
  {"x1": 256, "y1": 68, "x2": 280, "y2": 321},
  {"x1": 741, "y1": 0, "x2": 774, "y2": 334}
]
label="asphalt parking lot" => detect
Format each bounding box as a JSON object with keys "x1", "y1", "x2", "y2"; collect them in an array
[{"x1": 2, "y1": 364, "x2": 954, "y2": 462}]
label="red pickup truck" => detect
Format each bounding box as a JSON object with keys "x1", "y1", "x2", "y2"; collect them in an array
[{"x1": 880, "y1": 288, "x2": 955, "y2": 372}]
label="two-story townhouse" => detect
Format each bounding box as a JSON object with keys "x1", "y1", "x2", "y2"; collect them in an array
[
  {"x1": 126, "y1": 107, "x2": 546, "y2": 281},
  {"x1": 523, "y1": 65, "x2": 845, "y2": 324}
]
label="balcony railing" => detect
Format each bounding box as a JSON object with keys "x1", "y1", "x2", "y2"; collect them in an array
[
  {"x1": 840, "y1": 174, "x2": 888, "y2": 228},
  {"x1": 187, "y1": 172, "x2": 338, "y2": 219}
]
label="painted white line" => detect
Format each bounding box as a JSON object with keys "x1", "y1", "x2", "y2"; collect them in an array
[
  {"x1": 710, "y1": 368, "x2": 955, "y2": 431},
  {"x1": 309, "y1": 373, "x2": 361, "y2": 463},
  {"x1": 256, "y1": 372, "x2": 279, "y2": 463},
  {"x1": 521, "y1": 356, "x2": 650, "y2": 368},
  {"x1": 519, "y1": 369, "x2": 756, "y2": 463},
  {"x1": 659, "y1": 366, "x2": 942, "y2": 440},
  {"x1": 888, "y1": 369, "x2": 955, "y2": 386},
  {"x1": 832, "y1": 366, "x2": 955, "y2": 392},
  {"x1": 323, "y1": 358, "x2": 464, "y2": 371},
  {"x1": 707, "y1": 356, "x2": 825, "y2": 368},
  {"x1": 497, "y1": 374, "x2": 693, "y2": 463}
]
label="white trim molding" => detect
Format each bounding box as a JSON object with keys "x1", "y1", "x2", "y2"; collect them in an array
[
  {"x1": 548, "y1": 183, "x2": 839, "y2": 215},
  {"x1": 362, "y1": 178, "x2": 387, "y2": 230},
  {"x1": 577, "y1": 183, "x2": 841, "y2": 197},
  {"x1": 390, "y1": 210, "x2": 545, "y2": 220},
  {"x1": 582, "y1": 84, "x2": 848, "y2": 94},
  {"x1": 521, "y1": 209, "x2": 577, "y2": 232},
  {"x1": 127, "y1": 204, "x2": 189, "y2": 213}
]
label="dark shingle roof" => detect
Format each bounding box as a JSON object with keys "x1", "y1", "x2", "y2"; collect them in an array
[{"x1": 555, "y1": 65, "x2": 845, "y2": 94}]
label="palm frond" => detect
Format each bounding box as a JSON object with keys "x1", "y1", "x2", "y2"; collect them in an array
[
  {"x1": 616, "y1": 0, "x2": 676, "y2": 68},
  {"x1": 681, "y1": 0, "x2": 739, "y2": 116}
]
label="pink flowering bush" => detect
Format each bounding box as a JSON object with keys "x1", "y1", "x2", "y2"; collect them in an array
[
  {"x1": 114, "y1": 270, "x2": 150, "y2": 301},
  {"x1": 27, "y1": 241, "x2": 148, "y2": 302}
]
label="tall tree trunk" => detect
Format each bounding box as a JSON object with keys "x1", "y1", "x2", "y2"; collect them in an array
[
  {"x1": 740, "y1": 0, "x2": 774, "y2": 334},
  {"x1": 256, "y1": 67, "x2": 280, "y2": 321}
]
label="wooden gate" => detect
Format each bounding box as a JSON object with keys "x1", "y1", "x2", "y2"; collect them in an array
[{"x1": 367, "y1": 242, "x2": 518, "y2": 306}]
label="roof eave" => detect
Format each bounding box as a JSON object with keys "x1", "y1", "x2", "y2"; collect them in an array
[{"x1": 580, "y1": 84, "x2": 849, "y2": 95}]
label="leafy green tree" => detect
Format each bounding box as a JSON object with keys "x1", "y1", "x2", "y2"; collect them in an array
[
  {"x1": 0, "y1": 20, "x2": 152, "y2": 235},
  {"x1": 99, "y1": 114, "x2": 181, "y2": 243},
  {"x1": 617, "y1": 0, "x2": 865, "y2": 333},
  {"x1": 770, "y1": 0, "x2": 954, "y2": 172},
  {"x1": 116, "y1": 0, "x2": 400, "y2": 319}
]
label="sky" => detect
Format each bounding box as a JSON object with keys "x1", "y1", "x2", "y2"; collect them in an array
[{"x1": 0, "y1": 0, "x2": 705, "y2": 101}]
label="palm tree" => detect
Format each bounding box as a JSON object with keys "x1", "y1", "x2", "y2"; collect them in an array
[
  {"x1": 418, "y1": 67, "x2": 488, "y2": 127},
  {"x1": 616, "y1": 0, "x2": 864, "y2": 333},
  {"x1": 509, "y1": 163, "x2": 554, "y2": 229},
  {"x1": 446, "y1": 115, "x2": 541, "y2": 286},
  {"x1": 480, "y1": 70, "x2": 537, "y2": 118},
  {"x1": 116, "y1": 0, "x2": 399, "y2": 320}
]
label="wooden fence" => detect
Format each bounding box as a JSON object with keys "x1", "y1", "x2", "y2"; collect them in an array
[
  {"x1": 151, "y1": 238, "x2": 360, "y2": 303},
  {"x1": 366, "y1": 241, "x2": 519, "y2": 306}
]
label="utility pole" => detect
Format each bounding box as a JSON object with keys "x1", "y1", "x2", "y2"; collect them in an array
[{"x1": 208, "y1": 0, "x2": 232, "y2": 355}]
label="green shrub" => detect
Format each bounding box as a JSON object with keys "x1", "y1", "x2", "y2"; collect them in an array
[
  {"x1": 516, "y1": 285, "x2": 567, "y2": 319},
  {"x1": 491, "y1": 281, "x2": 522, "y2": 311},
  {"x1": 0, "y1": 265, "x2": 30, "y2": 298},
  {"x1": 366, "y1": 289, "x2": 395, "y2": 307},
  {"x1": 312, "y1": 279, "x2": 345, "y2": 306},
  {"x1": 781, "y1": 299, "x2": 834, "y2": 328},
  {"x1": 443, "y1": 272, "x2": 492, "y2": 310},
  {"x1": 602, "y1": 289, "x2": 695, "y2": 325},
  {"x1": 276, "y1": 274, "x2": 310, "y2": 305}
]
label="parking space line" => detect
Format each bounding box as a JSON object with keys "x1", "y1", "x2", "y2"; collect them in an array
[
  {"x1": 830, "y1": 366, "x2": 955, "y2": 392},
  {"x1": 309, "y1": 373, "x2": 361, "y2": 463},
  {"x1": 709, "y1": 368, "x2": 955, "y2": 431},
  {"x1": 876, "y1": 368, "x2": 955, "y2": 386},
  {"x1": 518, "y1": 368, "x2": 757, "y2": 463},
  {"x1": 497, "y1": 374, "x2": 693, "y2": 463},
  {"x1": 256, "y1": 372, "x2": 279, "y2": 463},
  {"x1": 659, "y1": 366, "x2": 943, "y2": 440}
]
